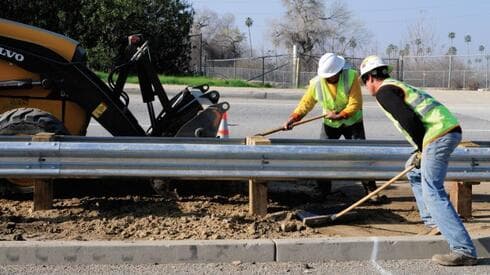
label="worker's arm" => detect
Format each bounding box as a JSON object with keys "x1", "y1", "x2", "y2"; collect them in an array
[
  {"x1": 376, "y1": 85, "x2": 425, "y2": 151},
  {"x1": 292, "y1": 85, "x2": 317, "y2": 117},
  {"x1": 283, "y1": 85, "x2": 317, "y2": 129}
]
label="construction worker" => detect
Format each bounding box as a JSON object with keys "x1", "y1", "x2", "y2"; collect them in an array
[
  {"x1": 359, "y1": 55, "x2": 477, "y2": 266},
  {"x1": 283, "y1": 53, "x2": 381, "y2": 201}
]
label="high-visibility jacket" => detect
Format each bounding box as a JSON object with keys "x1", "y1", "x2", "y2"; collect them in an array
[
  {"x1": 379, "y1": 78, "x2": 460, "y2": 148},
  {"x1": 310, "y1": 68, "x2": 363, "y2": 128}
]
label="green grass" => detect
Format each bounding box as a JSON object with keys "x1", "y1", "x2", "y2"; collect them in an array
[{"x1": 95, "y1": 72, "x2": 272, "y2": 88}]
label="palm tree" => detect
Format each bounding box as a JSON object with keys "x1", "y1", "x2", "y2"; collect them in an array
[
  {"x1": 401, "y1": 44, "x2": 410, "y2": 56},
  {"x1": 479, "y1": 45, "x2": 485, "y2": 55},
  {"x1": 464, "y1": 34, "x2": 472, "y2": 55},
  {"x1": 448, "y1": 32, "x2": 455, "y2": 46},
  {"x1": 386, "y1": 44, "x2": 396, "y2": 59},
  {"x1": 348, "y1": 38, "x2": 357, "y2": 57},
  {"x1": 464, "y1": 35, "x2": 472, "y2": 65},
  {"x1": 415, "y1": 38, "x2": 422, "y2": 55},
  {"x1": 245, "y1": 17, "x2": 253, "y2": 57},
  {"x1": 447, "y1": 46, "x2": 457, "y2": 55}
]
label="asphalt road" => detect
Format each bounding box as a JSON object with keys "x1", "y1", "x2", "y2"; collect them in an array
[
  {"x1": 2, "y1": 258, "x2": 489, "y2": 274},
  {"x1": 87, "y1": 87, "x2": 490, "y2": 142}
]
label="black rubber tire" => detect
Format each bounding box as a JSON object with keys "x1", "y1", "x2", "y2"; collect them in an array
[
  {"x1": 0, "y1": 108, "x2": 68, "y2": 194},
  {"x1": 0, "y1": 108, "x2": 69, "y2": 135}
]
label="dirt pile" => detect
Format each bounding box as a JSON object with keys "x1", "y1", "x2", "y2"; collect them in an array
[{"x1": 0, "y1": 181, "x2": 489, "y2": 241}]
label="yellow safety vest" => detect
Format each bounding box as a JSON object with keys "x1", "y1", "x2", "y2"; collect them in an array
[
  {"x1": 379, "y1": 78, "x2": 460, "y2": 148},
  {"x1": 310, "y1": 68, "x2": 362, "y2": 128}
]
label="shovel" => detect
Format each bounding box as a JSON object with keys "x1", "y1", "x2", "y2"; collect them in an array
[
  {"x1": 256, "y1": 113, "x2": 329, "y2": 136},
  {"x1": 300, "y1": 165, "x2": 416, "y2": 227}
]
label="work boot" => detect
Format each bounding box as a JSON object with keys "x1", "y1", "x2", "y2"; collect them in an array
[
  {"x1": 432, "y1": 252, "x2": 477, "y2": 266},
  {"x1": 362, "y1": 181, "x2": 390, "y2": 205},
  {"x1": 368, "y1": 194, "x2": 391, "y2": 205}
]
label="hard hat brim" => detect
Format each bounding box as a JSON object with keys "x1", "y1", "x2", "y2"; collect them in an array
[
  {"x1": 360, "y1": 64, "x2": 393, "y2": 77},
  {"x1": 318, "y1": 55, "x2": 345, "y2": 78}
]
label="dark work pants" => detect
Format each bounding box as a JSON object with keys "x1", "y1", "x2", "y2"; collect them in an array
[
  {"x1": 319, "y1": 121, "x2": 378, "y2": 193},
  {"x1": 320, "y1": 120, "x2": 366, "y2": 140}
]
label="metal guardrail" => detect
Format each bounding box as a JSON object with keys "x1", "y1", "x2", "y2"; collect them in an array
[{"x1": 0, "y1": 136, "x2": 489, "y2": 181}]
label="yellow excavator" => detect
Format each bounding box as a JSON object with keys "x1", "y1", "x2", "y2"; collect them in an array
[{"x1": 0, "y1": 18, "x2": 229, "y2": 192}]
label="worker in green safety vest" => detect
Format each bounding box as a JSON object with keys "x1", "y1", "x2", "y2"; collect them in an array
[
  {"x1": 360, "y1": 55, "x2": 477, "y2": 266},
  {"x1": 283, "y1": 53, "x2": 383, "y2": 202}
]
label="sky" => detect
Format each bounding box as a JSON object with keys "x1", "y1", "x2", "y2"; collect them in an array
[{"x1": 190, "y1": 0, "x2": 490, "y2": 57}]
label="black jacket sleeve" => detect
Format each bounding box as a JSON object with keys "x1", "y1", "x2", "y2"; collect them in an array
[{"x1": 375, "y1": 85, "x2": 425, "y2": 151}]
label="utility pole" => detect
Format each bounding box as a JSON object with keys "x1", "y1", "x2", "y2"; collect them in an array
[
  {"x1": 448, "y1": 54, "x2": 452, "y2": 89},
  {"x1": 292, "y1": 45, "x2": 300, "y2": 88}
]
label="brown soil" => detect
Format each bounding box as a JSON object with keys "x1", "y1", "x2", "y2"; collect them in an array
[{"x1": 0, "y1": 179, "x2": 489, "y2": 241}]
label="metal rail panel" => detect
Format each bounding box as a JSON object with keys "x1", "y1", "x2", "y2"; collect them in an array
[{"x1": 0, "y1": 137, "x2": 488, "y2": 181}]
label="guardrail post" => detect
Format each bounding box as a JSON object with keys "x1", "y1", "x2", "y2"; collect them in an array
[
  {"x1": 246, "y1": 136, "x2": 270, "y2": 216},
  {"x1": 32, "y1": 132, "x2": 55, "y2": 211},
  {"x1": 449, "y1": 181, "x2": 479, "y2": 219},
  {"x1": 448, "y1": 140, "x2": 480, "y2": 219}
]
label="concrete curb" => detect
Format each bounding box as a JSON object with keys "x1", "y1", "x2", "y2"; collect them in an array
[
  {"x1": 275, "y1": 236, "x2": 490, "y2": 262},
  {"x1": 0, "y1": 239, "x2": 274, "y2": 265},
  {"x1": 123, "y1": 84, "x2": 485, "y2": 101},
  {"x1": 0, "y1": 236, "x2": 488, "y2": 265},
  {"x1": 124, "y1": 86, "x2": 303, "y2": 101}
]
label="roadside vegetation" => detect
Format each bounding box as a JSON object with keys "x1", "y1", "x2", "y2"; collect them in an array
[{"x1": 95, "y1": 72, "x2": 272, "y2": 88}]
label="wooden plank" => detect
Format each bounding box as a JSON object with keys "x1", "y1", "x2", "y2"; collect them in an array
[
  {"x1": 33, "y1": 180, "x2": 53, "y2": 210},
  {"x1": 32, "y1": 132, "x2": 55, "y2": 142},
  {"x1": 448, "y1": 181, "x2": 474, "y2": 219},
  {"x1": 246, "y1": 136, "x2": 271, "y2": 216},
  {"x1": 32, "y1": 132, "x2": 55, "y2": 211},
  {"x1": 249, "y1": 180, "x2": 268, "y2": 216},
  {"x1": 447, "y1": 141, "x2": 481, "y2": 218}
]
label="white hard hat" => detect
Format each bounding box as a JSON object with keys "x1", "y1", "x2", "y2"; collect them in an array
[
  {"x1": 317, "y1": 53, "x2": 345, "y2": 78},
  {"x1": 360, "y1": 55, "x2": 393, "y2": 77}
]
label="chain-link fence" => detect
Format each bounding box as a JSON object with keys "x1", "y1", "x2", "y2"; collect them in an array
[
  {"x1": 401, "y1": 55, "x2": 490, "y2": 90},
  {"x1": 202, "y1": 54, "x2": 400, "y2": 88},
  {"x1": 204, "y1": 55, "x2": 292, "y2": 87}
]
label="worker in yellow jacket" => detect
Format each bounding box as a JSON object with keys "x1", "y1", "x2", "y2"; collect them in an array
[{"x1": 283, "y1": 53, "x2": 381, "y2": 199}]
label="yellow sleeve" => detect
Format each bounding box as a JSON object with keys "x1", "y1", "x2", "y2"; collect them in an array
[
  {"x1": 292, "y1": 84, "x2": 317, "y2": 117},
  {"x1": 338, "y1": 75, "x2": 362, "y2": 118}
]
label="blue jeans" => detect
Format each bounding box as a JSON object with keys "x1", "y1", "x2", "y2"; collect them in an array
[{"x1": 406, "y1": 132, "x2": 476, "y2": 257}]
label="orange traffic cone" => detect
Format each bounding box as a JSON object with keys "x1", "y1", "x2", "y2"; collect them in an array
[{"x1": 217, "y1": 112, "x2": 230, "y2": 138}]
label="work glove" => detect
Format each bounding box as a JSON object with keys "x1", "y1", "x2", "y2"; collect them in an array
[
  {"x1": 283, "y1": 113, "x2": 301, "y2": 130},
  {"x1": 409, "y1": 150, "x2": 422, "y2": 169}
]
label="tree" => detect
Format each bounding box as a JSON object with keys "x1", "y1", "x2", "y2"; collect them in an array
[
  {"x1": 0, "y1": 0, "x2": 84, "y2": 38},
  {"x1": 447, "y1": 46, "x2": 457, "y2": 55},
  {"x1": 399, "y1": 43, "x2": 410, "y2": 56},
  {"x1": 269, "y1": 0, "x2": 369, "y2": 63},
  {"x1": 386, "y1": 44, "x2": 396, "y2": 59},
  {"x1": 193, "y1": 9, "x2": 246, "y2": 59},
  {"x1": 348, "y1": 38, "x2": 357, "y2": 57},
  {"x1": 415, "y1": 38, "x2": 423, "y2": 55},
  {"x1": 464, "y1": 34, "x2": 472, "y2": 65},
  {"x1": 245, "y1": 17, "x2": 254, "y2": 57},
  {"x1": 1, "y1": 0, "x2": 194, "y2": 74},
  {"x1": 402, "y1": 16, "x2": 438, "y2": 57},
  {"x1": 448, "y1": 32, "x2": 455, "y2": 46},
  {"x1": 477, "y1": 45, "x2": 486, "y2": 68},
  {"x1": 464, "y1": 34, "x2": 472, "y2": 55}
]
